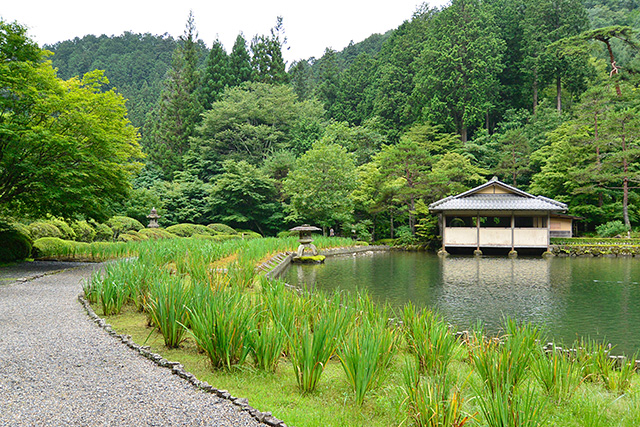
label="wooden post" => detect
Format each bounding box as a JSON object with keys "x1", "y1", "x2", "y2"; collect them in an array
[
  {"x1": 547, "y1": 212, "x2": 551, "y2": 251},
  {"x1": 476, "y1": 213, "x2": 480, "y2": 250},
  {"x1": 511, "y1": 213, "x2": 515, "y2": 251},
  {"x1": 441, "y1": 214, "x2": 446, "y2": 252}
]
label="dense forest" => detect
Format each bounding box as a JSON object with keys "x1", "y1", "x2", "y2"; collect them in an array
[{"x1": 3, "y1": 0, "x2": 640, "y2": 241}]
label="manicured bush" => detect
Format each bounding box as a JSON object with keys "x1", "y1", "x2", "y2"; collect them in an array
[
  {"x1": 32, "y1": 237, "x2": 73, "y2": 259},
  {"x1": 10, "y1": 222, "x2": 32, "y2": 242},
  {"x1": 117, "y1": 230, "x2": 148, "y2": 242},
  {"x1": 71, "y1": 220, "x2": 96, "y2": 242},
  {"x1": 106, "y1": 216, "x2": 144, "y2": 238},
  {"x1": 94, "y1": 223, "x2": 114, "y2": 241},
  {"x1": 0, "y1": 227, "x2": 32, "y2": 262},
  {"x1": 207, "y1": 223, "x2": 238, "y2": 235},
  {"x1": 28, "y1": 221, "x2": 63, "y2": 240},
  {"x1": 190, "y1": 233, "x2": 216, "y2": 240},
  {"x1": 48, "y1": 218, "x2": 76, "y2": 240},
  {"x1": 596, "y1": 220, "x2": 629, "y2": 238},
  {"x1": 138, "y1": 228, "x2": 177, "y2": 240},
  {"x1": 166, "y1": 223, "x2": 214, "y2": 238},
  {"x1": 235, "y1": 229, "x2": 262, "y2": 239},
  {"x1": 211, "y1": 234, "x2": 241, "y2": 242}
]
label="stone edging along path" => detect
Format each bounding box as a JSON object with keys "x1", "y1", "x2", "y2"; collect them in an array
[{"x1": 77, "y1": 294, "x2": 288, "y2": 427}]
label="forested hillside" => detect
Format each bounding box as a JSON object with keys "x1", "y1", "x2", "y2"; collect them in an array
[{"x1": 5, "y1": 0, "x2": 640, "y2": 241}]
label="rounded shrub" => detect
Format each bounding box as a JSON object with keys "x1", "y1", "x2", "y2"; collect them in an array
[
  {"x1": 28, "y1": 221, "x2": 63, "y2": 240},
  {"x1": 48, "y1": 218, "x2": 76, "y2": 240},
  {"x1": 235, "y1": 229, "x2": 262, "y2": 239},
  {"x1": 138, "y1": 228, "x2": 177, "y2": 240},
  {"x1": 71, "y1": 220, "x2": 96, "y2": 243},
  {"x1": 165, "y1": 223, "x2": 214, "y2": 238},
  {"x1": 0, "y1": 228, "x2": 32, "y2": 262},
  {"x1": 207, "y1": 223, "x2": 238, "y2": 235},
  {"x1": 94, "y1": 223, "x2": 114, "y2": 241},
  {"x1": 191, "y1": 233, "x2": 216, "y2": 240},
  {"x1": 212, "y1": 234, "x2": 241, "y2": 242},
  {"x1": 106, "y1": 216, "x2": 144, "y2": 238},
  {"x1": 10, "y1": 223, "x2": 32, "y2": 242},
  {"x1": 596, "y1": 220, "x2": 629, "y2": 238},
  {"x1": 33, "y1": 237, "x2": 73, "y2": 259},
  {"x1": 117, "y1": 230, "x2": 148, "y2": 242}
]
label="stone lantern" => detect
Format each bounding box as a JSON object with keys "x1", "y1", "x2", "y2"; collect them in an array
[
  {"x1": 290, "y1": 224, "x2": 322, "y2": 258},
  {"x1": 147, "y1": 207, "x2": 159, "y2": 228}
]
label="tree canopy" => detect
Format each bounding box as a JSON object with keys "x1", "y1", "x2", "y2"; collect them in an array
[{"x1": 0, "y1": 20, "x2": 143, "y2": 220}]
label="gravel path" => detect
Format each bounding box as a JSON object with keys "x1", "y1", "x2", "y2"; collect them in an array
[{"x1": 0, "y1": 263, "x2": 264, "y2": 426}]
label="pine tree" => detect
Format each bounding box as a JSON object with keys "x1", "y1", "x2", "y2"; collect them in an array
[
  {"x1": 200, "y1": 39, "x2": 230, "y2": 110},
  {"x1": 250, "y1": 16, "x2": 289, "y2": 84},
  {"x1": 146, "y1": 11, "x2": 203, "y2": 179},
  {"x1": 413, "y1": 0, "x2": 505, "y2": 142},
  {"x1": 229, "y1": 34, "x2": 252, "y2": 86}
]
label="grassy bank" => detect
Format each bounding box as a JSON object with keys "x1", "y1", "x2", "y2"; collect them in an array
[{"x1": 84, "y1": 237, "x2": 640, "y2": 427}]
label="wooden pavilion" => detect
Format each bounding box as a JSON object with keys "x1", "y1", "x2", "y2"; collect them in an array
[{"x1": 429, "y1": 177, "x2": 570, "y2": 255}]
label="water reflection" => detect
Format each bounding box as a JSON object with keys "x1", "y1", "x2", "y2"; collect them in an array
[{"x1": 282, "y1": 252, "x2": 640, "y2": 355}]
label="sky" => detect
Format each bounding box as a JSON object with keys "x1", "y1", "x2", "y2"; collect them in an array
[{"x1": 2, "y1": 0, "x2": 450, "y2": 64}]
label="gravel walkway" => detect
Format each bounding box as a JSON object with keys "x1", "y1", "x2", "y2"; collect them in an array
[{"x1": 0, "y1": 263, "x2": 264, "y2": 426}]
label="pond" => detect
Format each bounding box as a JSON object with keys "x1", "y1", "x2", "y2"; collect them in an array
[{"x1": 282, "y1": 251, "x2": 640, "y2": 356}]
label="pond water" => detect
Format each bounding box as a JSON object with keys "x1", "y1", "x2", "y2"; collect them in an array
[{"x1": 282, "y1": 252, "x2": 640, "y2": 356}]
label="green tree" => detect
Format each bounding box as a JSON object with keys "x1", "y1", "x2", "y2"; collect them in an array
[
  {"x1": 283, "y1": 142, "x2": 357, "y2": 232},
  {"x1": 200, "y1": 39, "x2": 230, "y2": 110},
  {"x1": 413, "y1": 0, "x2": 505, "y2": 142},
  {"x1": 208, "y1": 160, "x2": 282, "y2": 235},
  {"x1": 250, "y1": 17, "x2": 288, "y2": 84},
  {"x1": 153, "y1": 172, "x2": 211, "y2": 225},
  {"x1": 0, "y1": 21, "x2": 143, "y2": 219},
  {"x1": 145, "y1": 11, "x2": 203, "y2": 178},
  {"x1": 319, "y1": 122, "x2": 386, "y2": 166},
  {"x1": 192, "y1": 82, "x2": 324, "y2": 175},
  {"x1": 288, "y1": 59, "x2": 314, "y2": 101},
  {"x1": 375, "y1": 138, "x2": 432, "y2": 234},
  {"x1": 229, "y1": 34, "x2": 252, "y2": 86},
  {"x1": 522, "y1": 0, "x2": 589, "y2": 112}
]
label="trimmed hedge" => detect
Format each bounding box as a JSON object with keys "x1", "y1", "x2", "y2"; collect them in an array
[
  {"x1": 48, "y1": 218, "x2": 76, "y2": 240},
  {"x1": 165, "y1": 223, "x2": 215, "y2": 238},
  {"x1": 117, "y1": 230, "x2": 148, "y2": 242},
  {"x1": 0, "y1": 228, "x2": 32, "y2": 262},
  {"x1": 33, "y1": 237, "x2": 73, "y2": 259},
  {"x1": 71, "y1": 220, "x2": 96, "y2": 243},
  {"x1": 107, "y1": 216, "x2": 144, "y2": 237},
  {"x1": 207, "y1": 223, "x2": 238, "y2": 235},
  {"x1": 94, "y1": 223, "x2": 114, "y2": 241},
  {"x1": 28, "y1": 222, "x2": 63, "y2": 240},
  {"x1": 235, "y1": 229, "x2": 262, "y2": 239},
  {"x1": 138, "y1": 228, "x2": 177, "y2": 240}
]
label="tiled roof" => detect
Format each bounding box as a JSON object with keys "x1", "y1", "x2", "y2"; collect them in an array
[
  {"x1": 429, "y1": 193, "x2": 566, "y2": 212},
  {"x1": 429, "y1": 178, "x2": 567, "y2": 212}
]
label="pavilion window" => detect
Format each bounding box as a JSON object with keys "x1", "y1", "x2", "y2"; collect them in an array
[
  {"x1": 479, "y1": 216, "x2": 511, "y2": 227},
  {"x1": 446, "y1": 216, "x2": 474, "y2": 227}
]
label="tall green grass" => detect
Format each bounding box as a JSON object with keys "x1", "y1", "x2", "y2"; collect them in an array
[
  {"x1": 146, "y1": 274, "x2": 191, "y2": 348},
  {"x1": 289, "y1": 292, "x2": 353, "y2": 393},
  {"x1": 470, "y1": 318, "x2": 540, "y2": 396},
  {"x1": 474, "y1": 385, "x2": 547, "y2": 427},
  {"x1": 187, "y1": 286, "x2": 255, "y2": 370},
  {"x1": 338, "y1": 316, "x2": 396, "y2": 405},
  {"x1": 401, "y1": 359, "x2": 471, "y2": 427},
  {"x1": 403, "y1": 303, "x2": 460, "y2": 376},
  {"x1": 532, "y1": 345, "x2": 582, "y2": 402}
]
